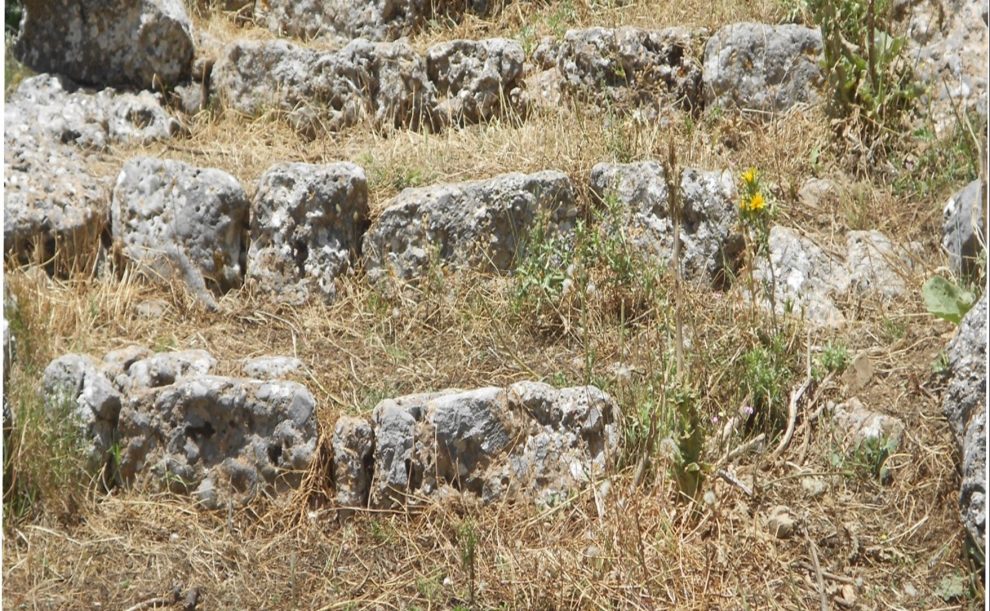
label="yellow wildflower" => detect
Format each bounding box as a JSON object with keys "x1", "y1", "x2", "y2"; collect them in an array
[
  {"x1": 741, "y1": 168, "x2": 758, "y2": 185},
  {"x1": 749, "y1": 192, "x2": 765, "y2": 212}
]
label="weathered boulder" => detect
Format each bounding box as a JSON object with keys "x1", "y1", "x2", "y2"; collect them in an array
[
  {"x1": 41, "y1": 355, "x2": 124, "y2": 472},
  {"x1": 752, "y1": 226, "x2": 850, "y2": 327},
  {"x1": 554, "y1": 27, "x2": 703, "y2": 111},
  {"x1": 246, "y1": 163, "x2": 369, "y2": 304},
  {"x1": 904, "y1": 0, "x2": 988, "y2": 135},
  {"x1": 363, "y1": 171, "x2": 577, "y2": 282},
  {"x1": 332, "y1": 416, "x2": 376, "y2": 510},
  {"x1": 118, "y1": 376, "x2": 318, "y2": 508},
  {"x1": 13, "y1": 0, "x2": 194, "y2": 90},
  {"x1": 845, "y1": 230, "x2": 914, "y2": 299},
  {"x1": 258, "y1": 0, "x2": 480, "y2": 42},
  {"x1": 943, "y1": 293, "x2": 986, "y2": 546},
  {"x1": 365, "y1": 382, "x2": 620, "y2": 508},
  {"x1": 590, "y1": 161, "x2": 742, "y2": 285},
  {"x1": 211, "y1": 39, "x2": 436, "y2": 135},
  {"x1": 111, "y1": 158, "x2": 249, "y2": 308},
  {"x1": 4, "y1": 75, "x2": 179, "y2": 269},
  {"x1": 427, "y1": 39, "x2": 525, "y2": 124},
  {"x1": 242, "y1": 356, "x2": 304, "y2": 380},
  {"x1": 703, "y1": 23, "x2": 823, "y2": 113},
  {"x1": 111, "y1": 349, "x2": 217, "y2": 394},
  {"x1": 5, "y1": 74, "x2": 180, "y2": 152},
  {"x1": 831, "y1": 397, "x2": 905, "y2": 451},
  {"x1": 942, "y1": 179, "x2": 986, "y2": 280}
]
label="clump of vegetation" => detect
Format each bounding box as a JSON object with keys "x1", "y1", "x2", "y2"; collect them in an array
[
  {"x1": 922, "y1": 275, "x2": 978, "y2": 324},
  {"x1": 814, "y1": 340, "x2": 849, "y2": 380},
  {"x1": 809, "y1": 0, "x2": 921, "y2": 162},
  {"x1": 738, "y1": 331, "x2": 796, "y2": 434}
]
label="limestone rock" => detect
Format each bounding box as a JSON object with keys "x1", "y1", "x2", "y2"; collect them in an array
[
  {"x1": 555, "y1": 27, "x2": 703, "y2": 111},
  {"x1": 703, "y1": 23, "x2": 823, "y2": 113},
  {"x1": 242, "y1": 356, "x2": 303, "y2": 380},
  {"x1": 427, "y1": 39, "x2": 525, "y2": 124},
  {"x1": 114, "y1": 349, "x2": 217, "y2": 394},
  {"x1": 118, "y1": 376, "x2": 318, "y2": 508},
  {"x1": 212, "y1": 39, "x2": 436, "y2": 135},
  {"x1": 368, "y1": 382, "x2": 620, "y2": 508},
  {"x1": 942, "y1": 179, "x2": 986, "y2": 280},
  {"x1": 904, "y1": 0, "x2": 988, "y2": 135},
  {"x1": 845, "y1": 230, "x2": 914, "y2": 298},
  {"x1": 4, "y1": 75, "x2": 179, "y2": 269},
  {"x1": 831, "y1": 397, "x2": 905, "y2": 451},
  {"x1": 332, "y1": 416, "x2": 376, "y2": 510},
  {"x1": 943, "y1": 293, "x2": 986, "y2": 545},
  {"x1": 363, "y1": 171, "x2": 577, "y2": 282},
  {"x1": 41, "y1": 355, "x2": 123, "y2": 472},
  {"x1": 246, "y1": 163, "x2": 369, "y2": 304},
  {"x1": 753, "y1": 227, "x2": 850, "y2": 327},
  {"x1": 111, "y1": 157, "x2": 250, "y2": 307},
  {"x1": 590, "y1": 161, "x2": 742, "y2": 285},
  {"x1": 260, "y1": 0, "x2": 447, "y2": 42},
  {"x1": 13, "y1": 0, "x2": 194, "y2": 90}
]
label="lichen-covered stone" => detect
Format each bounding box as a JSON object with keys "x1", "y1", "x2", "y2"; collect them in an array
[
  {"x1": 118, "y1": 376, "x2": 318, "y2": 508},
  {"x1": 703, "y1": 23, "x2": 823, "y2": 113},
  {"x1": 363, "y1": 171, "x2": 577, "y2": 282},
  {"x1": 111, "y1": 158, "x2": 249, "y2": 308},
  {"x1": 247, "y1": 163, "x2": 369, "y2": 304},
  {"x1": 590, "y1": 161, "x2": 741, "y2": 285},
  {"x1": 427, "y1": 39, "x2": 525, "y2": 124},
  {"x1": 942, "y1": 180, "x2": 986, "y2": 280},
  {"x1": 13, "y1": 0, "x2": 194, "y2": 90}
]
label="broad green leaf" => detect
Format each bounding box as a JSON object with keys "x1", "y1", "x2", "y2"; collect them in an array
[{"x1": 922, "y1": 276, "x2": 976, "y2": 324}]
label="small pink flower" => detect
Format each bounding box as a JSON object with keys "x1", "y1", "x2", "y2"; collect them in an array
[{"x1": 740, "y1": 404, "x2": 754, "y2": 417}]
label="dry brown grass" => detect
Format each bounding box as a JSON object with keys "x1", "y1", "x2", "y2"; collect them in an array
[{"x1": 3, "y1": 2, "x2": 986, "y2": 609}]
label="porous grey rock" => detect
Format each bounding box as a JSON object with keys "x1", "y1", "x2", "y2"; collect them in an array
[
  {"x1": 703, "y1": 23, "x2": 823, "y2": 113},
  {"x1": 943, "y1": 293, "x2": 986, "y2": 545},
  {"x1": 905, "y1": 0, "x2": 988, "y2": 135},
  {"x1": 332, "y1": 416, "x2": 375, "y2": 510},
  {"x1": 41, "y1": 355, "x2": 123, "y2": 472},
  {"x1": 831, "y1": 397, "x2": 905, "y2": 454},
  {"x1": 212, "y1": 39, "x2": 437, "y2": 135},
  {"x1": 753, "y1": 226, "x2": 850, "y2": 327},
  {"x1": 259, "y1": 0, "x2": 480, "y2": 42},
  {"x1": 798, "y1": 178, "x2": 839, "y2": 209},
  {"x1": 590, "y1": 161, "x2": 742, "y2": 285},
  {"x1": 368, "y1": 382, "x2": 620, "y2": 508},
  {"x1": 114, "y1": 349, "x2": 217, "y2": 394},
  {"x1": 246, "y1": 163, "x2": 369, "y2": 304},
  {"x1": 427, "y1": 39, "x2": 525, "y2": 124},
  {"x1": 111, "y1": 157, "x2": 249, "y2": 307},
  {"x1": 4, "y1": 75, "x2": 179, "y2": 268},
  {"x1": 942, "y1": 180, "x2": 986, "y2": 280},
  {"x1": 118, "y1": 376, "x2": 318, "y2": 508},
  {"x1": 242, "y1": 356, "x2": 303, "y2": 380},
  {"x1": 13, "y1": 0, "x2": 194, "y2": 90},
  {"x1": 555, "y1": 27, "x2": 703, "y2": 111},
  {"x1": 363, "y1": 171, "x2": 577, "y2": 282},
  {"x1": 845, "y1": 230, "x2": 914, "y2": 298},
  {"x1": 5, "y1": 74, "x2": 180, "y2": 152}
]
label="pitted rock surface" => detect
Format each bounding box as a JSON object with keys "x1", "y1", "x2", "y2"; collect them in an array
[
  {"x1": 332, "y1": 416, "x2": 376, "y2": 510},
  {"x1": 247, "y1": 163, "x2": 369, "y2": 304},
  {"x1": 242, "y1": 356, "x2": 304, "y2": 380},
  {"x1": 118, "y1": 375, "x2": 318, "y2": 509},
  {"x1": 212, "y1": 39, "x2": 436, "y2": 135},
  {"x1": 590, "y1": 161, "x2": 742, "y2": 285},
  {"x1": 703, "y1": 23, "x2": 823, "y2": 113},
  {"x1": 753, "y1": 226, "x2": 850, "y2": 327},
  {"x1": 111, "y1": 157, "x2": 250, "y2": 308},
  {"x1": 554, "y1": 27, "x2": 703, "y2": 112},
  {"x1": 943, "y1": 293, "x2": 986, "y2": 545},
  {"x1": 363, "y1": 171, "x2": 577, "y2": 282},
  {"x1": 427, "y1": 39, "x2": 526, "y2": 124},
  {"x1": 13, "y1": 0, "x2": 194, "y2": 90},
  {"x1": 942, "y1": 179, "x2": 986, "y2": 280},
  {"x1": 845, "y1": 230, "x2": 915, "y2": 299},
  {"x1": 41, "y1": 355, "x2": 124, "y2": 472},
  {"x1": 360, "y1": 382, "x2": 619, "y2": 508},
  {"x1": 4, "y1": 75, "x2": 179, "y2": 267}
]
